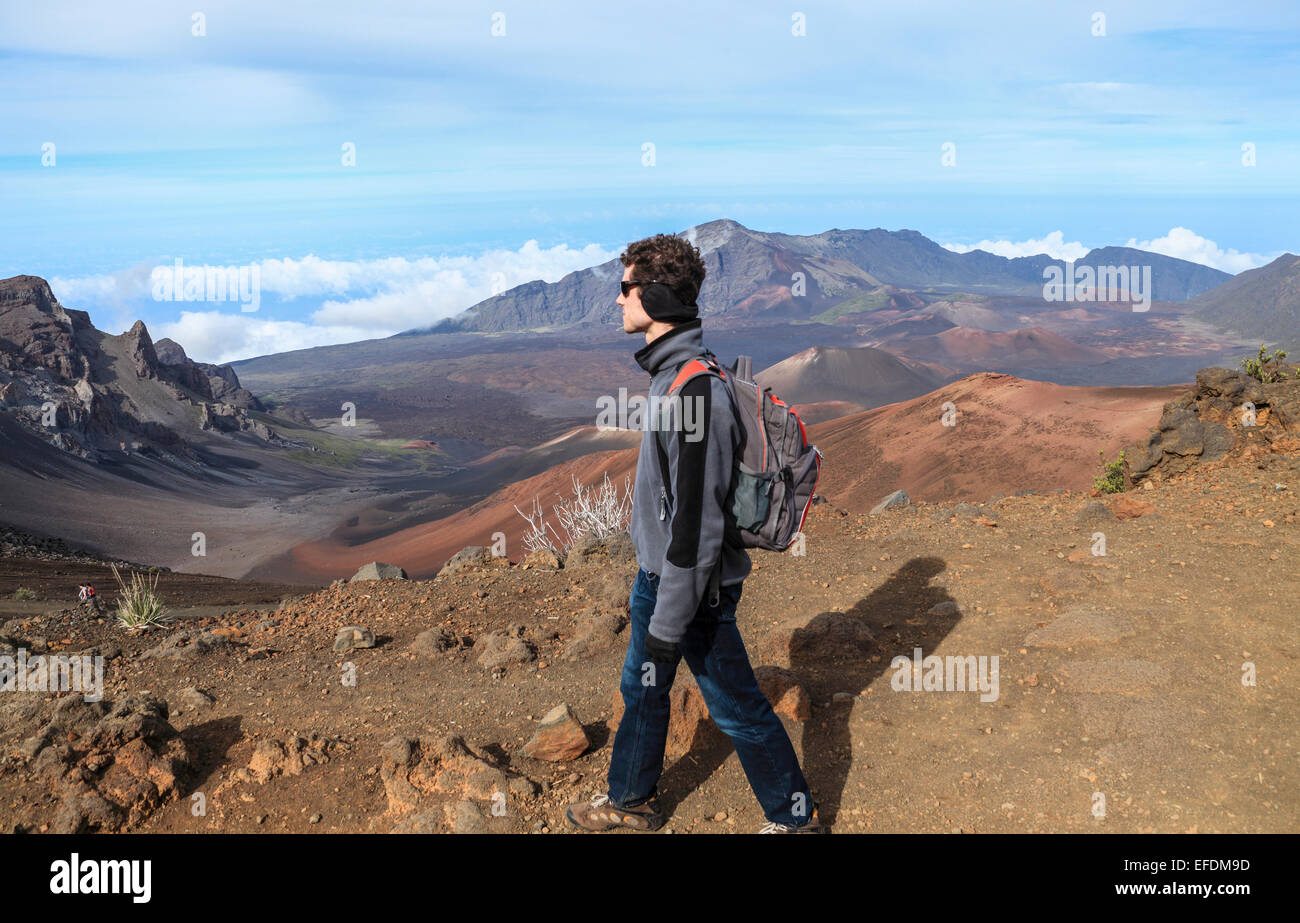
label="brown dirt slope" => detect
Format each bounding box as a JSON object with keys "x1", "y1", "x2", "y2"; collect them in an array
[{"x1": 810, "y1": 373, "x2": 1187, "y2": 507}]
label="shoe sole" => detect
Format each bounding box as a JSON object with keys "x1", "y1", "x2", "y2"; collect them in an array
[{"x1": 565, "y1": 805, "x2": 664, "y2": 832}]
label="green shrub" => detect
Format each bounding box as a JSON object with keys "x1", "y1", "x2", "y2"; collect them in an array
[
  {"x1": 1093, "y1": 449, "x2": 1126, "y2": 494},
  {"x1": 1240, "y1": 344, "x2": 1288, "y2": 383},
  {"x1": 12, "y1": 587, "x2": 37, "y2": 601}
]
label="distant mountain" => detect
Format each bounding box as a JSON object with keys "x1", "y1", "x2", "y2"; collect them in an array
[
  {"x1": 1188, "y1": 253, "x2": 1300, "y2": 346},
  {"x1": 420, "y1": 219, "x2": 881, "y2": 333},
  {"x1": 753, "y1": 344, "x2": 946, "y2": 407},
  {"x1": 858, "y1": 311, "x2": 957, "y2": 343},
  {"x1": 0, "y1": 275, "x2": 279, "y2": 464},
  {"x1": 1079, "y1": 247, "x2": 1230, "y2": 303},
  {"x1": 419, "y1": 219, "x2": 1232, "y2": 334},
  {"x1": 885, "y1": 326, "x2": 1112, "y2": 371}
]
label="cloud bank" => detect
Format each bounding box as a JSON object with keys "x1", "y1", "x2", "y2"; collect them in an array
[
  {"x1": 49, "y1": 239, "x2": 619, "y2": 363},
  {"x1": 943, "y1": 227, "x2": 1280, "y2": 273}
]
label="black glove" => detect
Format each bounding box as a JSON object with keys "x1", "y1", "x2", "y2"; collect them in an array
[{"x1": 644, "y1": 631, "x2": 679, "y2": 663}]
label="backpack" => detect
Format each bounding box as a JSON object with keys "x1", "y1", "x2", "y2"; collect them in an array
[
  {"x1": 654, "y1": 351, "x2": 823, "y2": 602},
  {"x1": 85, "y1": 585, "x2": 95, "y2": 598}
]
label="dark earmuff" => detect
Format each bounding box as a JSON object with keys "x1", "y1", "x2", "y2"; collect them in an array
[{"x1": 640, "y1": 282, "x2": 698, "y2": 322}]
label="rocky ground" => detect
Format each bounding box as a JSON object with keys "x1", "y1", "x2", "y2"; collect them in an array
[{"x1": 2, "y1": 436, "x2": 1296, "y2": 834}]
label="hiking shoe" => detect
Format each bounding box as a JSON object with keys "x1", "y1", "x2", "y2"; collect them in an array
[
  {"x1": 758, "y1": 816, "x2": 831, "y2": 834},
  {"x1": 565, "y1": 793, "x2": 666, "y2": 832}
]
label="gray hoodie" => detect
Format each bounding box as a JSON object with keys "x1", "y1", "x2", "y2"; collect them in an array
[{"x1": 629, "y1": 318, "x2": 751, "y2": 643}]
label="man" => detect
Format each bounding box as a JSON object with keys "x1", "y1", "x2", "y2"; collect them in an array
[{"x1": 566, "y1": 233, "x2": 826, "y2": 834}]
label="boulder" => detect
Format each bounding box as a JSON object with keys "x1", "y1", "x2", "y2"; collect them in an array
[
  {"x1": 473, "y1": 631, "x2": 535, "y2": 671},
  {"x1": 871, "y1": 489, "x2": 911, "y2": 514},
  {"x1": 350, "y1": 561, "x2": 408, "y2": 582},
  {"x1": 379, "y1": 734, "x2": 535, "y2": 827},
  {"x1": 437, "y1": 546, "x2": 508, "y2": 578},
  {"x1": 141, "y1": 629, "x2": 234, "y2": 661},
  {"x1": 564, "y1": 531, "x2": 637, "y2": 569},
  {"x1": 521, "y1": 548, "x2": 563, "y2": 570},
  {"x1": 411, "y1": 626, "x2": 462, "y2": 657},
  {"x1": 1111, "y1": 496, "x2": 1155, "y2": 521},
  {"x1": 236, "y1": 734, "x2": 342, "y2": 783},
  {"x1": 31, "y1": 694, "x2": 191, "y2": 834},
  {"x1": 1123, "y1": 365, "x2": 1300, "y2": 485},
  {"x1": 563, "y1": 607, "x2": 628, "y2": 661},
  {"x1": 522, "y1": 704, "x2": 590, "y2": 761},
  {"x1": 1074, "y1": 500, "x2": 1115, "y2": 525},
  {"x1": 177, "y1": 687, "x2": 215, "y2": 710},
  {"x1": 334, "y1": 625, "x2": 376, "y2": 653}
]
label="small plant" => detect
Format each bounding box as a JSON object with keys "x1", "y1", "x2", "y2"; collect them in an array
[
  {"x1": 110, "y1": 563, "x2": 171, "y2": 630},
  {"x1": 12, "y1": 587, "x2": 37, "y2": 601},
  {"x1": 1093, "y1": 449, "x2": 1126, "y2": 494},
  {"x1": 1240, "y1": 344, "x2": 1289, "y2": 383},
  {"x1": 514, "y1": 495, "x2": 566, "y2": 554},
  {"x1": 515, "y1": 472, "x2": 633, "y2": 554}
]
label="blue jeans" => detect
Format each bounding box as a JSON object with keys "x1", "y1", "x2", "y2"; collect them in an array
[{"x1": 607, "y1": 567, "x2": 814, "y2": 826}]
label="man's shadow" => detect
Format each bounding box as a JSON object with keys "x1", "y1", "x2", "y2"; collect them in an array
[{"x1": 657, "y1": 556, "x2": 958, "y2": 826}]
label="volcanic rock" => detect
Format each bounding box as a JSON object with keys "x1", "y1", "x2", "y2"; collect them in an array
[
  {"x1": 350, "y1": 561, "x2": 408, "y2": 582},
  {"x1": 522, "y1": 704, "x2": 590, "y2": 761}
]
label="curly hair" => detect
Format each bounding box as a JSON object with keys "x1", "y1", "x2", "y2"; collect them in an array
[{"x1": 619, "y1": 233, "x2": 706, "y2": 306}]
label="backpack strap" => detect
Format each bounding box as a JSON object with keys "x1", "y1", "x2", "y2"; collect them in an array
[
  {"x1": 653, "y1": 354, "x2": 730, "y2": 608},
  {"x1": 654, "y1": 355, "x2": 726, "y2": 504}
]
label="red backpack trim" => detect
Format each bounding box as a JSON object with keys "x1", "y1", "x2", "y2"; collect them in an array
[{"x1": 667, "y1": 356, "x2": 725, "y2": 396}]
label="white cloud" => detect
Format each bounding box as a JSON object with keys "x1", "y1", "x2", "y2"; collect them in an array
[
  {"x1": 50, "y1": 261, "x2": 159, "y2": 307},
  {"x1": 304, "y1": 240, "x2": 617, "y2": 327},
  {"x1": 944, "y1": 228, "x2": 1281, "y2": 273},
  {"x1": 55, "y1": 241, "x2": 616, "y2": 305},
  {"x1": 943, "y1": 231, "x2": 1091, "y2": 261},
  {"x1": 1122, "y1": 227, "x2": 1278, "y2": 274},
  {"x1": 154, "y1": 312, "x2": 381, "y2": 365},
  {"x1": 48, "y1": 239, "x2": 620, "y2": 361}
]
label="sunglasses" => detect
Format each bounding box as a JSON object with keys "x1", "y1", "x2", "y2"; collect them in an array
[{"x1": 620, "y1": 279, "x2": 666, "y2": 297}]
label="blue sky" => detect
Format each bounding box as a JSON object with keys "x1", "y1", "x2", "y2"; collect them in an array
[{"x1": 1, "y1": 0, "x2": 1297, "y2": 362}]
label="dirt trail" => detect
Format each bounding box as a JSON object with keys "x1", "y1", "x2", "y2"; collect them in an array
[{"x1": 2, "y1": 443, "x2": 1294, "y2": 834}]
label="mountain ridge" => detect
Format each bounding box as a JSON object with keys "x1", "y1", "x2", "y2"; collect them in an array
[{"x1": 417, "y1": 219, "x2": 1233, "y2": 335}]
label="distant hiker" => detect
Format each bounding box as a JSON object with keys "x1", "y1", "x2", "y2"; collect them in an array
[
  {"x1": 566, "y1": 234, "x2": 826, "y2": 834},
  {"x1": 77, "y1": 583, "x2": 100, "y2": 614}
]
